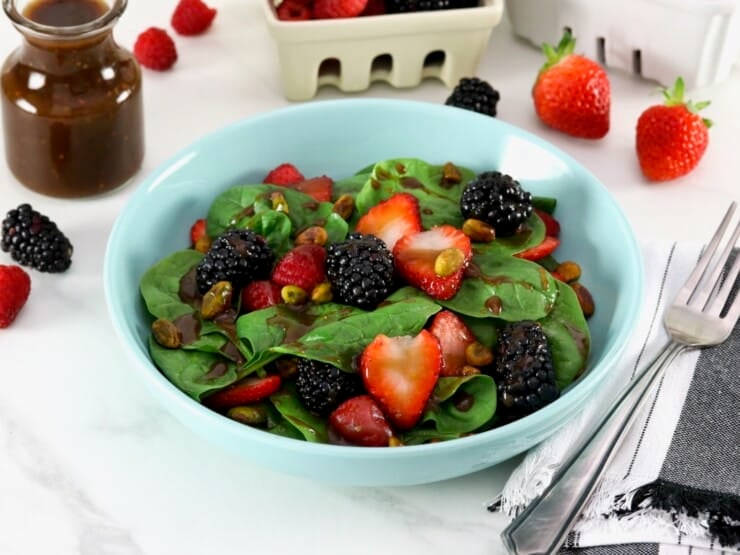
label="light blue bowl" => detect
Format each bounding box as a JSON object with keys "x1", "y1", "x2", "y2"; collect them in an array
[{"x1": 104, "y1": 99, "x2": 643, "y2": 487}]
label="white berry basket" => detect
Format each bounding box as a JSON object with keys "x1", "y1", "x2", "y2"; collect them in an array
[
  {"x1": 263, "y1": 0, "x2": 505, "y2": 101},
  {"x1": 506, "y1": 0, "x2": 740, "y2": 89}
]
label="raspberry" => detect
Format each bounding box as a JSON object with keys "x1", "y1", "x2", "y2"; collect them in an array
[
  {"x1": 171, "y1": 0, "x2": 217, "y2": 36},
  {"x1": 133, "y1": 28, "x2": 177, "y2": 71},
  {"x1": 271, "y1": 244, "x2": 326, "y2": 292},
  {"x1": 263, "y1": 163, "x2": 305, "y2": 186},
  {"x1": 241, "y1": 280, "x2": 282, "y2": 312},
  {"x1": 313, "y1": 0, "x2": 368, "y2": 18},
  {"x1": 277, "y1": 0, "x2": 313, "y2": 20},
  {"x1": 0, "y1": 265, "x2": 31, "y2": 329}
]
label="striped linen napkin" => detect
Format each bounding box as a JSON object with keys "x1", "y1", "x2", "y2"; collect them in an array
[{"x1": 497, "y1": 242, "x2": 740, "y2": 555}]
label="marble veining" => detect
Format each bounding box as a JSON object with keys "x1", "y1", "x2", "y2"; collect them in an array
[{"x1": 1, "y1": 406, "x2": 144, "y2": 555}]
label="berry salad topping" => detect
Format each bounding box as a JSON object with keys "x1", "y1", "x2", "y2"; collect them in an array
[
  {"x1": 139, "y1": 158, "x2": 594, "y2": 447},
  {"x1": 1, "y1": 203, "x2": 73, "y2": 273},
  {"x1": 274, "y1": 0, "x2": 480, "y2": 21}
]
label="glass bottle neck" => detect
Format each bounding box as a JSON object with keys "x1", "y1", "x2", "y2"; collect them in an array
[{"x1": 3, "y1": 0, "x2": 127, "y2": 42}]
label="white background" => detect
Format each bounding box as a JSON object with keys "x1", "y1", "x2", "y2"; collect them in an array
[{"x1": 0, "y1": 1, "x2": 738, "y2": 554}]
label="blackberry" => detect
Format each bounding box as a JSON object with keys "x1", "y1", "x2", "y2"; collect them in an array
[
  {"x1": 387, "y1": 0, "x2": 477, "y2": 12},
  {"x1": 326, "y1": 232, "x2": 394, "y2": 309},
  {"x1": 445, "y1": 77, "x2": 500, "y2": 117},
  {"x1": 493, "y1": 321, "x2": 559, "y2": 420},
  {"x1": 1, "y1": 204, "x2": 73, "y2": 273},
  {"x1": 295, "y1": 359, "x2": 363, "y2": 415},
  {"x1": 195, "y1": 229, "x2": 274, "y2": 294},
  {"x1": 460, "y1": 171, "x2": 532, "y2": 236}
]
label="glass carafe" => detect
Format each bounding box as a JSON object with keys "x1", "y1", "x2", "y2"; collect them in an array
[{"x1": 1, "y1": 0, "x2": 144, "y2": 198}]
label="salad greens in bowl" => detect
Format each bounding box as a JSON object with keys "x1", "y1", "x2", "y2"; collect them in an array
[{"x1": 103, "y1": 98, "x2": 643, "y2": 486}]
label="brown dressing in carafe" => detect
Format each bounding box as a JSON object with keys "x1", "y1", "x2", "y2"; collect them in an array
[
  {"x1": 24, "y1": 0, "x2": 108, "y2": 26},
  {"x1": 1, "y1": 0, "x2": 144, "y2": 198}
]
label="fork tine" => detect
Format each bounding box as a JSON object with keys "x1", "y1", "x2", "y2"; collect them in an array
[
  {"x1": 692, "y1": 220, "x2": 740, "y2": 310},
  {"x1": 708, "y1": 248, "x2": 740, "y2": 318},
  {"x1": 675, "y1": 201, "x2": 737, "y2": 305}
]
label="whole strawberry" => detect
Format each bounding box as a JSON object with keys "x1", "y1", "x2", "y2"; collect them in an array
[
  {"x1": 636, "y1": 77, "x2": 711, "y2": 182},
  {"x1": 0, "y1": 265, "x2": 31, "y2": 329},
  {"x1": 532, "y1": 31, "x2": 610, "y2": 139}
]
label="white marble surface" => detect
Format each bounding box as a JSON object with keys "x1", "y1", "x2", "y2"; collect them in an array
[{"x1": 0, "y1": 2, "x2": 738, "y2": 554}]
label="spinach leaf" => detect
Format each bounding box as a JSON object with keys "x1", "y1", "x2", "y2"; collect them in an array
[
  {"x1": 402, "y1": 375, "x2": 497, "y2": 444},
  {"x1": 270, "y1": 385, "x2": 328, "y2": 442},
  {"x1": 206, "y1": 184, "x2": 334, "y2": 238},
  {"x1": 354, "y1": 159, "x2": 476, "y2": 229},
  {"x1": 440, "y1": 253, "x2": 558, "y2": 321},
  {"x1": 332, "y1": 172, "x2": 369, "y2": 199},
  {"x1": 273, "y1": 288, "x2": 441, "y2": 370},
  {"x1": 259, "y1": 402, "x2": 306, "y2": 441},
  {"x1": 245, "y1": 210, "x2": 293, "y2": 257},
  {"x1": 400, "y1": 428, "x2": 469, "y2": 445},
  {"x1": 537, "y1": 254, "x2": 560, "y2": 272},
  {"x1": 182, "y1": 332, "x2": 228, "y2": 354},
  {"x1": 324, "y1": 212, "x2": 349, "y2": 244},
  {"x1": 236, "y1": 303, "x2": 362, "y2": 353},
  {"x1": 421, "y1": 374, "x2": 497, "y2": 433},
  {"x1": 140, "y1": 250, "x2": 203, "y2": 321},
  {"x1": 539, "y1": 280, "x2": 591, "y2": 389},
  {"x1": 473, "y1": 212, "x2": 546, "y2": 257},
  {"x1": 461, "y1": 315, "x2": 500, "y2": 347},
  {"x1": 149, "y1": 337, "x2": 238, "y2": 400},
  {"x1": 532, "y1": 195, "x2": 557, "y2": 214}
]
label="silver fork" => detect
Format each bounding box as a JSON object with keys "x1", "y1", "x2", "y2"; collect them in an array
[{"x1": 500, "y1": 201, "x2": 740, "y2": 555}]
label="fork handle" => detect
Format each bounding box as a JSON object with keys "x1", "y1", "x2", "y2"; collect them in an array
[{"x1": 500, "y1": 341, "x2": 687, "y2": 555}]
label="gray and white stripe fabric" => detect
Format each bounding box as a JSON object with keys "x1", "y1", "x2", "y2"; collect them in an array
[{"x1": 498, "y1": 242, "x2": 740, "y2": 553}]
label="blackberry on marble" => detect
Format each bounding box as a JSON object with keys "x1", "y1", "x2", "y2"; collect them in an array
[{"x1": 1, "y1": 203, "x2": 73, "y2": 273}]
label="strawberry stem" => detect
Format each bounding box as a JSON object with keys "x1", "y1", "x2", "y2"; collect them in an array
[
  {"x1": 661, "y1": 76, "x2": 712, "y2": 128},
  {"x1": 539, "y1": 29, "x2": 576, "y2": 73}
]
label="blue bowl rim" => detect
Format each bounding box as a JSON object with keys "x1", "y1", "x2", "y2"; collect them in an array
[{"x1": 103, "y1": 97, "x2": 645, "y2": 461}]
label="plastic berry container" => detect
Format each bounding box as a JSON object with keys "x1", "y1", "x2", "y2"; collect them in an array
[
  {"x1": 262, "y1": 0, "x2": 505, "y2": 101},
  {"x1": 506, "y1": 0, "x2": 740, "y2": 89}
]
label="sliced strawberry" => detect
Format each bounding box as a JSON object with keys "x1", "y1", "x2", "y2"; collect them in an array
[
  {"x1": 271, "y1": 244, "x2": 326, "y2": 292},
  {"x1": 276, "y1": 176, "x2": 333, "y2": 203},
  {"x1": 393, "y1": 225, "x2": 472, "y2": 300},
  {"x1": 515, "y1": 236, "x2": 560, "y2": 261},
  {"x1": 534, "y1": 208, "x2": 561, "y2": 237},
  {"x1": 189, "y1": 218, "x2": 207, "y2": 245},
  {"x1": 264, "y1": 163, "x2": 305, "y2": 186},
  {"x1": 428, "y1": 310, "x2": 477, "y2": 377},
  {"x1": 204, "y1": 375, "x2": 282, "y2": 411},
  {"x1": 360, "y1": 331, "x2": 441, "y2": 430},
  {"x1": 328, "y1": 395, "x2": 394, "y2": 447},
  {"x1": 355, "y1": 193, "x2": 422, "y2": 251},
  {"x1": 242, "y1": 280, "x2": 283, "y2": 312}
]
